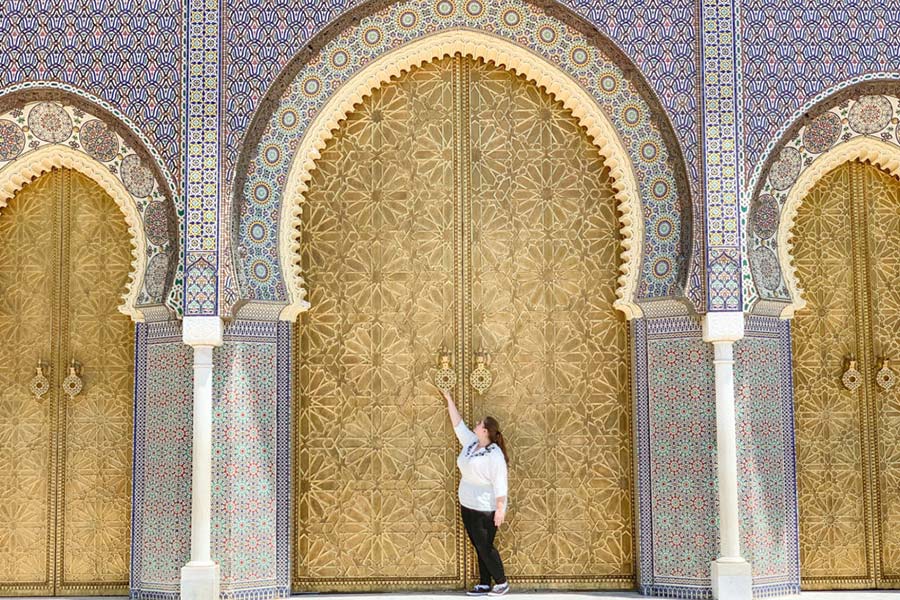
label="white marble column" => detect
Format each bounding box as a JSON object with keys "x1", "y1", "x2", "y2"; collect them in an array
[
  {"x1": 180, "y1": 316, "x2": 224, "y2": 600},
  {"x1": 702, "y1": 312, "x2": 752, "y2": 600}
]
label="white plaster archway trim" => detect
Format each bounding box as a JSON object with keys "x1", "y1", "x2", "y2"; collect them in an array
[
  {"x1": 779, "y1": 137, "x2": 900, "y2": 319},
  {"x1": 0, "y1": 144, "x2": 148, "y2": 322},
  {"x1": 278, "y1": 29, "x2": 644, "y2": 321}
]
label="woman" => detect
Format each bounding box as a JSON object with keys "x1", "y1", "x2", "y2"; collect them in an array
[{"x1": 440, "y1": 388, "x2": 510, "y2": 597}]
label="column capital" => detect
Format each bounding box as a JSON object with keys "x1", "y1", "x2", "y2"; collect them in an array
[
  {"x1": 702, "y1": 312, "x2": 745, "y2": 344},
  {"x1": 183, "y1": 316, "x2": 225, "y2": 347}
]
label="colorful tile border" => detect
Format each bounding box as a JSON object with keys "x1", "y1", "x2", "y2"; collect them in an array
[
  {"x1": 701, "y1": 0, "x2": 743, "y2": 312},
  {"x1": 184, "y1": 0, "x2": 222, "y2": 317}
]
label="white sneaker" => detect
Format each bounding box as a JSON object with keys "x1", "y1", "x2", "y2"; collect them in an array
[
  {"x1": 467, "y1": 584, "x2": 491, "y2": 596},
  {"x1": 488, "y1": 582, "x2": 509, "y2": 596}
]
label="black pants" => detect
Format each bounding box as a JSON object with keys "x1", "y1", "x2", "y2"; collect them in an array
[{"x1": 460, "y1": 505, "x2": 507, "y2": 586}]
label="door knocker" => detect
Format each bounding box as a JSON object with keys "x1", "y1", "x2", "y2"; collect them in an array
[
  {"x1": 877, "y1": 357, "x2": 895, "y2": 391},
  {"x1": 470, "y1": 348, "x2": 493, "y2": 396},
  {"x1": 62, "y1": 359, "x2": 83, "y2": 398},
  {"x1": 434, "y1": 346, "x2": 456, "y2": 394},
  {"x1": 842, "y1": 356, "x2": 862, "y2": 391},
  {"x1": 30, "y1": 360, "x2": 49, "y2": 399}
]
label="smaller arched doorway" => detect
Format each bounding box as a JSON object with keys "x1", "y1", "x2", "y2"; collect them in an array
[
  {"x1": 0, "y1": 168, "x2": 135, "y2": 596},
  {"x1": 792, "y1": 159, "x2": 900, "y2": 589}
]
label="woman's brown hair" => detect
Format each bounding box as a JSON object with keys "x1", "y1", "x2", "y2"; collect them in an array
[{"x1": 483, "y1": 416, "x2": 509, "y2": 465}]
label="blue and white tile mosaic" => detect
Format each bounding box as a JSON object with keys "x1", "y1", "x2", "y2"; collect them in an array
[{"x1": 234, "y1": 0, "x2": 690, "y2": 308}]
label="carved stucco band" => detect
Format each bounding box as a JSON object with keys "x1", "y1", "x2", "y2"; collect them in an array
[
  {"x1": 0, "y1": 144, "x2": 148, "y2": 322},
  {"x1": 278, "y1": 29, "x2": 644, "y2": 322},
  {"x1": 779, "y1": 137, "x2": 900, "y2": 319}
]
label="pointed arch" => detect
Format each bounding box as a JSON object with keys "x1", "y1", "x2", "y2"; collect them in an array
[
  {"x1": 778, "y1": 138, "x2": 900, "y2": 318},
  {"x1": 745, "y1": 86, "x2": 900, "y2": 317},
  {"x1": 232, "y1": 0, "x2": 693, "y2": 321},
  {"x1": 277, "y1": 31, "x2": 643, "y2": 321},
  {"x1": 0, "y1": 94, "x2": 181, "y2": 320},
  {"x1": 0, "y1": 144, "x2": 148, "y2": 321}
]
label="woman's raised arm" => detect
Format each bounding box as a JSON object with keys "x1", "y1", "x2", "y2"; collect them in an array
[{"x1": 441, "y1": 388, "x2": 463, "y2": 427}]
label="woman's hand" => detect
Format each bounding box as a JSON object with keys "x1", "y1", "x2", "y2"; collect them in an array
[
  {"x1": 494, "y1": 507, "x2": 505, "y2": 528},
  {"x1": 430, "y1": 382, "x2": 452, "y2": 402}
]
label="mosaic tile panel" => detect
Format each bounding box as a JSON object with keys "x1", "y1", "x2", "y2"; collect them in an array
[
  {"x1": 183, "y1": 0, "x2": 220, "y2": 316},
  {"x1": 635, "y1": 317, "x2": 719, "y2": 597},
  {"x1": 0, "y1": 0, "x2": 183, "y2": 184},
  {"x1": 234, "y1": 0, "x2": 689, "y2": 310},
  {"x1": 742, "y1": 0, "x2": 900, "y2": 189},
  {"x1": 130, "y1": 322, "x2": 193, "y2": 600},
  {"x1": 735, "y1": 318, "x2": 801, "y2": 597},
  {"x1": 564, "y1": 0, "x2": 705, "y2": 311},
  {"x1": 211, "y1": 321, "x2": 290, "y2": 599}
]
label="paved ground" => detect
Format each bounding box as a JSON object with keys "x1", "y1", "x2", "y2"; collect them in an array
[
  {"x1": 18, "y1": 593, "x2": 900, "y2": 599},
  {"x1": 302, "y1": 593, "x2": 900, "y2": 599}
]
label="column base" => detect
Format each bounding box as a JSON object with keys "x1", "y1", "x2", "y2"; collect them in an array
[
  {"x1": 180, "y1": 562, "x2": 220, "y2": 600},
  {"x1": 711, "y1": 558, "x2": 752, "y2": 600}
]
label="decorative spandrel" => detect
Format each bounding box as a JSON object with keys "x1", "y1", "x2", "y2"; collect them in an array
[{"x1": 295, "y1": 55, "x2": 633, "y2": 592}]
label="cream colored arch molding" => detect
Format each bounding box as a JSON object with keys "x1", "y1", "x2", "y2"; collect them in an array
[
  {"x1": 278, "y1": 29, "x2": 644, "y2": 321},
  {"x1": 0, "y1": 144, "x2": 148, "y2": 321},
  {"x1": 779, "y1": 137, "x2": 900, "y2": 319}
]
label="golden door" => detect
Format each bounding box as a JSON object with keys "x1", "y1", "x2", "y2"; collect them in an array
[
  {"x1": 294, "y1": 55, "x2": 633, "y2": 592},
  {"x1": 793, "y1": 160, "x2": 900, "y2": 589},
  {"x1": 0, "y1": 168, "x2": 134, "y2": 596}
]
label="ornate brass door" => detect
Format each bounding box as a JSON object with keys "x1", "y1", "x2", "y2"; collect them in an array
[
  {"x1": 793, "y1": 160, "x2": 900, "y2": 589},
  {"x1": 0, "y1": 168, "x2": 134, "y2": 596},
  {"x1": 294, "y1": 55, "x2": 633, "y2": 592}
]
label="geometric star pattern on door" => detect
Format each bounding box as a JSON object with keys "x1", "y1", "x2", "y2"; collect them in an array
[
  {"x1": 0, "y1": 168, "x2": 134, "y2": 596},
  {"x1": 295, "y1": 55, "x2": 633, "y2": 592}
]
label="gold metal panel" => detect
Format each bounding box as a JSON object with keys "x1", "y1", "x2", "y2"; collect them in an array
[
  {"x1": 58, "y1": 169, "x2": 133, "y2": 594},
  {"x1": 793, "y1": 161, "x2": 900, "y2": 589},
  {"x1": 294, "y1": 57, "x2": 462, "y2": 591},
  {"x1": 294, "y1": 55, "x2": 633, "y2": 591},
  {"x1": 793, "y1": 163, "x2": 873, "y2": 587},
  {"x1": 0, "y1": 171, "x2": 59, "y2": 596},
  {"x1": 863, "y1": 165, "x2": 900, "y2": 586},
  {"x1": 466, "y1": 58, "x2": 633, "y2": 587},
  {"x1": 0, "y1": 169, "x2": 132, "y2": 596}
]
